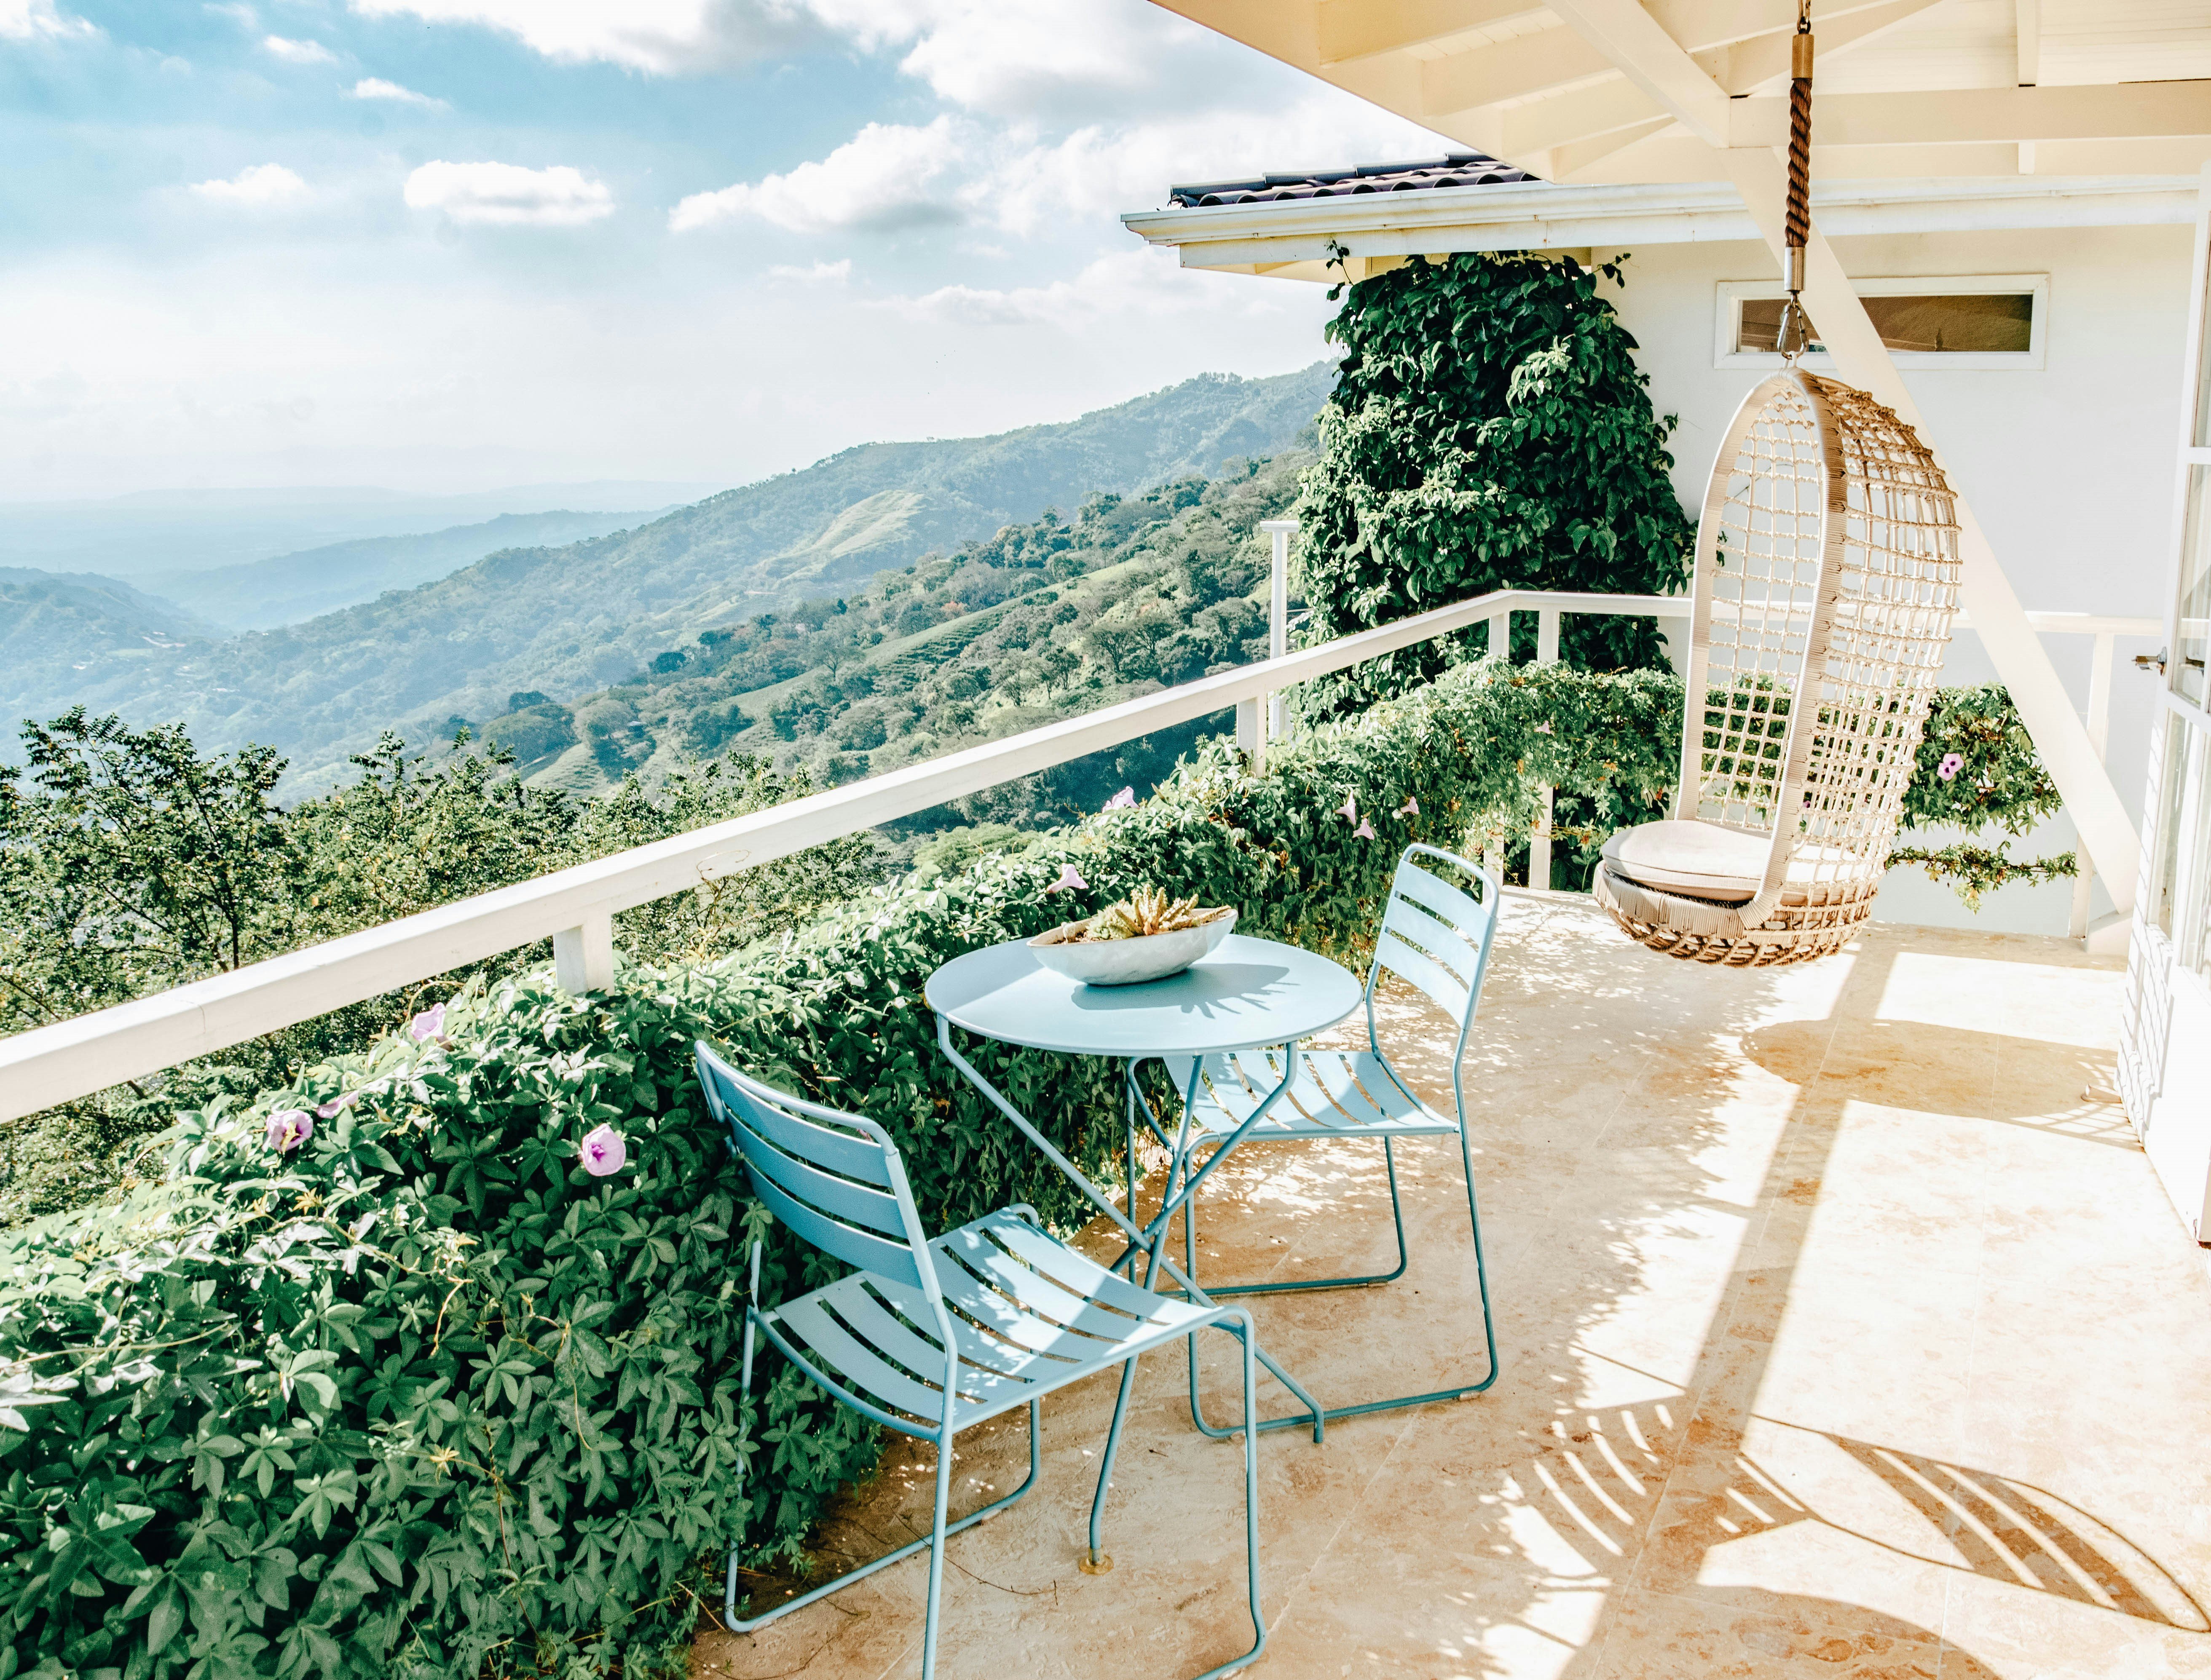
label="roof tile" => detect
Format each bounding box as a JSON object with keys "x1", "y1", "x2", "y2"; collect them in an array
[{"x1": 1166, "y1": 152, "x2": 1537, "y2": 209}]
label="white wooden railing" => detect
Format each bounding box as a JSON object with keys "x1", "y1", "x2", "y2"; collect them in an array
[
  {"x1": 0, "y1": 584, "x2": 1685, "y2": 1125},
  {"x1": 0, "y1": 574, "x2": 2160, "y2": 1126}
]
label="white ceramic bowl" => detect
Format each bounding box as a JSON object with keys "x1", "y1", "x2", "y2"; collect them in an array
[{"x1": 1029, "y1": 910, "x2": 1237, "y2": 987}]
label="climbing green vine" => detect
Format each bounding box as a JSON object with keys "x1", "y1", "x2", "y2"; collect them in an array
[{"x1": 1290, "y1": 250, "x2": 1694, "y2": 714}]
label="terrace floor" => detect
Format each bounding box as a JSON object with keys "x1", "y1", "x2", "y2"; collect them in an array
[{"x1": 691, "y1": 896, "x2": 2211, "y2": 1680}]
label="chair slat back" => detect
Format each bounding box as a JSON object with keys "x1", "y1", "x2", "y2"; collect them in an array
[
  {"x1": 1371, "y1": 845, "x2": 1499, "y2": 1039},
  {"x1": 694, "y1": 1043, "x2": 931, "y2": 1292}
]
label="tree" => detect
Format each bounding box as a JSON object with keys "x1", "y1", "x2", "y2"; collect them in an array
[
  {"x1": 0, "y1": 709, "x2": 297, "y2": 1033},
  {"x1": 1292, "y1": 251, "x2": 1694, "y2": 714}
]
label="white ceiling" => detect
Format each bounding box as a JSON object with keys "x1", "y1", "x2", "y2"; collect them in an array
[{"x1": 1151, "y1": 0, "x2": 2211, "y2": 182}]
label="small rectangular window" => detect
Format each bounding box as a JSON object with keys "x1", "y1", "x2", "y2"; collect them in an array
[{"x1": 1716, "y1": 276, "x2": 2046, "y2": 370}]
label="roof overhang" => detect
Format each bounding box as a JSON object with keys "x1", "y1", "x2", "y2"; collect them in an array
[
  {"x1": 1125, "y1": 173, "x2": 2198, "y2": 280},
  {"x1": 1145, "y1": 1, "x2": 2211, "y2": 187}
]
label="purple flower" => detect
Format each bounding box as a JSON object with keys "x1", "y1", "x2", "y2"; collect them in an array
[
  {"x1": 1353, "y1": 818, "x2": 1377, "y2": 840},
  {"x1": 1102, "y1": 786, "x2": 1136, "y2": 811},
  {"x1": 1938, "y1": 752, "x2": 1965, "y2": 782},
  {"x1": 1396, "y1": 797, "x2": 1420, "y2": 818},
  {"x1": 408, "y1": 1003, "x2": 447, "y2": 1043},
  {"x1": 265, "y1": 1109, "x2": 314, "y2": 1154},
  {"x1": 1043, "y1": 862, "x2": 1088, "y2": 895},
  {"x1": 579, "y1": 1124, "x2": 627, "y2": 1177},
  {"x1": 1335, "y1": 793, "x2": 1358, "y2": 824}
]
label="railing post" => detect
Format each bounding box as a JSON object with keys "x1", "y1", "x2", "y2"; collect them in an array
[
  {"x1": 1530, "y1": 608, "x2": 1562, "y2": 891},
  {"x1": 2069, "y1": 630, "x2": 2117, "y2": 941},
  {"x1": 1236, "y1": 698, "x2": 1263, "y2": 772},
  {"x1": 1257, "y1": 519, "x2": 1298, "y2": 748},
  {"x1": 1485, "y1": 607, "x2": 1512, "y2": 888},
  {"x1": 554, "y1": 909, "x2": 616, "y2": 992}
]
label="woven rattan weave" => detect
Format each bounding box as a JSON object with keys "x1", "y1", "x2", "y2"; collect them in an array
[{"x1": 1595, "y1": 369, "x2": 1962, "y2": 966}]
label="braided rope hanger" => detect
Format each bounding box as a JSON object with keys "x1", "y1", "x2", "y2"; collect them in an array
[{"x1": 1776, "y1": 0, "x2": 1816, "y2": 357}]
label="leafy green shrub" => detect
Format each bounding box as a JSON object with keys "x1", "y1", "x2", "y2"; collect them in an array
[
  {"x1": 1889, "y1": 683, "x2": 2076, "y2": 906},
  {"x1": 1292, "y1": 251, "x2": 1694, "y2": 712},
  {"x1": 0, "y1": 966, "x2": 879, "y2": 1680}
]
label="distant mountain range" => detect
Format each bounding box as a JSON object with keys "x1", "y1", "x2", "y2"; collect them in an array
[
  {"x1": 11, "y1": 363, "x2": 1333, "y2": 795},
  {"x1": 0, "y1": 481, "x2": 729, "y2": 578},
  {"x1": 144, "y1": 508, "x2": 670, "y2": 632}
]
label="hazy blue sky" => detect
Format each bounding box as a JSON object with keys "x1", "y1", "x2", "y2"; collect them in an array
[{"x1": 0, "y1": 0, "x2": 1446, "y2": 498}]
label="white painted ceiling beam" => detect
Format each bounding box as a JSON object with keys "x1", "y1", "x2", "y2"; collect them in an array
[
  {"x1": 1646, "y1": 0, "x2": 1923, "y2": 51},
  {"x1": 1504, "y1": 80, "x2": 1669, "y2": 155},
  {"x1": 1316, "y1": 0, "x2": 1548, "y2": 65},
  {"x1": 1545, "y1": 0, "x2": 1731, "y2": 143},
  {"x1": 1729, "y1": 81, "x2": 2211, "y2": 148},
  {"x1": 1695, "y1": 0, "x2": 1944, "y2": 96},
  {"x1": 1422, "y1": 27, "x2": 1617, "y2": 116}
]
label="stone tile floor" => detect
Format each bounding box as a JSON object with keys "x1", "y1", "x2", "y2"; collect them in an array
[{"x1": 691, "y1": 895, "x2": 2211, "y2": 1680}]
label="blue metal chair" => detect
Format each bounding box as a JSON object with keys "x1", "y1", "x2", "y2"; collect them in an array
[
  {"x1": 694, "y1": 1043, "x2": 1268, "y2": 1680},
  {"x1": 1152, "y1": 843, "x2": 1502, "y2": 1427}
]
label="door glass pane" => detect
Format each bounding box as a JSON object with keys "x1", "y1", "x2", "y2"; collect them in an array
[
  {"x1": 2196, "y1": 229, "x2": 2211, "y2": 444},
  {"x1": 2177, "y1": 467, "x2": 2211, "y2": 705},
  {"x1": 2152, "y1": 719, "x2": 2191, "y2": 939}
]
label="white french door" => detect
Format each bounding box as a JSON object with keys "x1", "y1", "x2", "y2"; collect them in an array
[{"x1": 2119, "y1": 162, "x2": 2211, "y2": 1239}]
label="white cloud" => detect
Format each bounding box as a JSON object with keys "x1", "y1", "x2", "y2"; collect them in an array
[
  {"x1": 189, "y1": 163, "x2": 312, "y2": 207},
  {"x1": 404, "y1": 160, "x2": 614, "y2": 227},
  {"x1": 343, "y1": 0, "x2": 1209, "y2": 113},
  {"x1": 767, "y1": 259, "x2": 852, "y2": 283},
  {"x1": 262, "y1": 32, "x2": 338, "y2": 63},
  {"x1": 351, "y1": 76, "x2": 446, "y2": 107},
  {"x1": 671, "y1": 117, "x2": 962, "y2": 235},
  {"x1": 348, "y1": 0, "x2": 818, "y2": 74},
  {"x1": 973, "y1": 95, "x2": 1450, "y2": 238},
  {"x1": 886, "y1": 248, "x2": 1251, "y2": 331},
  {"x1": 204, "y1": 3, "x2": 255, "y2": 24},
  {"x1": 0, "y1": 0, "x2": 98, "y2": 40},
  {"x1": 865, "y1": 0, "x2": 1216, "y2": 121}
]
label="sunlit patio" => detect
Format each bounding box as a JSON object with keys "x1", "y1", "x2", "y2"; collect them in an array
[{"x1": 694, "y1": 894, "x2": 2211, "y2": 1680}]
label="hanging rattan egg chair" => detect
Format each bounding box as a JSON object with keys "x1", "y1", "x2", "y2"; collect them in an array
[{"x1": 1593, "y1": 369, "x2": 1963, "y2": 967}]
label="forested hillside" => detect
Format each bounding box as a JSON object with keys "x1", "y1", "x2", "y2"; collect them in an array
[
  {"x1": 0, "y1": 449, "x2": 1306, "y2": 1221},
  {"x1": 473, "y1": 449, "x2": 1308, "y2": 827},
  {"x1": 24, "y1": 364, "x2": 1330, "y2": 794},
  {"x1": 0, "y1": 569, "x2": 217, "y2": 720}
]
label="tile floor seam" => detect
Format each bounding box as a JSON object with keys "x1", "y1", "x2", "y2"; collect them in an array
[{"x1": 1259, "y1": 1408, "x2": 1431, "y2": 1646}]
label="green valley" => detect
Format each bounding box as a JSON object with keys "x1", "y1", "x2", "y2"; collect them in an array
[{"x1": 23, "y1": 365, "x2": 1330, "y2": 795}]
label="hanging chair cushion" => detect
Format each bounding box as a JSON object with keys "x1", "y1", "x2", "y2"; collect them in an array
[{"x1": 1600, "y1": 821, "x2": 1770, "y2": 906}]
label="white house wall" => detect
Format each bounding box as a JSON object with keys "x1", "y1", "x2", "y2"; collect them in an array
[{"x1": 1596, "y1": 223, "x2": 2189, "y2": 934}]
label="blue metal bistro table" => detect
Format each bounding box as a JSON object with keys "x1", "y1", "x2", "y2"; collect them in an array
[{"x1": 926, "y1": 933, "x2": 1362, "y2": 1470}]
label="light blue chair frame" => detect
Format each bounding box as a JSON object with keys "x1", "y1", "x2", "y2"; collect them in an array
[
  {"x1": 695, "y1": 1043, "x2": 1269, "y2": 1680},
  {"x1": 1142, "y1": 843, "x2": 1503, "y2": 1433}
]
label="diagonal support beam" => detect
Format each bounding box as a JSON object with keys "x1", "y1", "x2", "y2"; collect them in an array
[
  {"x1": 1546, "y1": 0, "x2": 1731, "y2": 144},
  {"x1": 1722, "y1": 152, "x2": 2141, "y2": 910}
]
